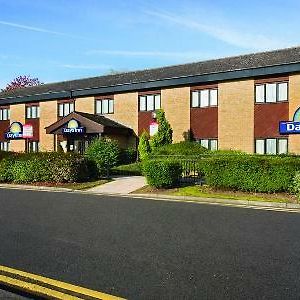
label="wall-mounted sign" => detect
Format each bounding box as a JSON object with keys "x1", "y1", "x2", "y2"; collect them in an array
[
  {"x1": 279, "y1": 121, "x2": 300, "y2": 134},
  {"x1": 149, "y1": 121, "x2": 158, "y2": 136},
  {"x1": 63, "y1": 119, "x2": 85, "y2": 134},
  {"x1": 23, "y1": 124, "x2": 34, "y2": 139},
  {"x1": 279, "y1": 107, "x2": 300, "y2": 135},
  {"x1": 5, "y1": 122, "x2": 23, "y2": 139}
]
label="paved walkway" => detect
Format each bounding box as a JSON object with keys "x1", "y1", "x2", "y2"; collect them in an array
[{"x1": 87, "y1": 176, "x2": 146, "y2": 194}]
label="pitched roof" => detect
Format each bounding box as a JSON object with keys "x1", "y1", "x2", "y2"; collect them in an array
[
  {"x1": 45, "y1": 111, "x2": 132, "y2": 135},
  {"x1": 2, "y1": 46, "x2": 300, "y2": 102}
]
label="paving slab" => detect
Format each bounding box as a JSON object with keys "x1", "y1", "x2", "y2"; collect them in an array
[{"x1": 87, "y1": 176, "x2": 146, "y2": 194}]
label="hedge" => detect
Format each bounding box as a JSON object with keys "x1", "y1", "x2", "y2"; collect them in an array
[
  {"x1": 143, "y1": 159, "x2": 182, "y2": 188},
  {"x1": 0, "y1": 152, "x2": 95, "y2": 183},
  {"x1": 150, "y1": 141, "x2": 208, "y2": 157},
  {"x1": 199, "y1": 155, "x2": 300, "y2": 193}
]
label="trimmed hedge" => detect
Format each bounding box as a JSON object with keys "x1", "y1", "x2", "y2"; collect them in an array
[
  {"x1": 143, "y1": 159, "x2": 182, "y2": 188},
  {"x1": 112, "y1": 162, "x2": 142, "y2": 176},
  {"x1": 150, "y1": 141, "x2": 208, "y2": 157},
  {"x1": 199, "y1": 155, "x2": 300, "y2": 193},
  {"x1": 0, "y1": 152, "x2": 95, "y2": 183}
]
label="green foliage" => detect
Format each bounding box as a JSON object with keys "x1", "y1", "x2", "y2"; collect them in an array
[
  {"x1": 150, "y1": 110, "x2": 172, "y2": 150},
  {"x1": 119, "y1": 148, "x2": 137, "y2": 165},
  {"x1": 138, "y1": 131, "x2": 151, "y2": 161},
  {"x1": 200, "y1": 155, "x2": 300, "y2": 193},
  {"x1": 292, "y1": 171, "x2": 300, "y2": 201},
  {"x1": 143, "y1": 159, "x2": 182, "y2": 188},
  {"x1": 112, "y1": 162, "x2": 142, "y2": 176},
  {"x1": 85, "y1": 138, "x2": 120, "y2": 177},
  {"x1": 150, "y1": 141, "x2": 208, "y2": 157},
  {"x1": 0, "y1": 152, "x2": 94, "y2": 183}
]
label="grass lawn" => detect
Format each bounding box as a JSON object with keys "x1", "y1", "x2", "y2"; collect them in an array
[
  {"x1": 133, "y1": 184, "x2": 298, "y2": 204},
  {"x1": 27, "y1": 179, "x2": 111, "y2": 191}
]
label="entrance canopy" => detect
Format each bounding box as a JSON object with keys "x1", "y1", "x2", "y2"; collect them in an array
[{"x1": 45, "y1": 111, "x2": 133, "y2": 136}]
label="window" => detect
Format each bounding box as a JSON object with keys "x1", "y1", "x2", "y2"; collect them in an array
[
  {"x1": 27, "y1": 141, "x2": 39, "y2": 153},
  {"x1": 0, "y1": 107, "x2": 10, "y2": 121},
  {"x1": 139, "y1": 94, "x2": 161, "y2": 111},
  {"x1": 255, "y1": 82, "x2": 288, "y2": 103},
  {"x1": 58, "y1": 101, "x2": 75, "y2": 117},
  {"x1": 95, "y1": 99, "x2": 114, "y2": 114},
  {"x1": 255, "y1": 138, "x2": 288, "y2": 155},
  {"x1": 191, "y1": 89, "x2": 218, "y2": 108},
  {"x1": 26, "y1": 105, "x2": 40, "y2": 119},
  {"x1": 199, "y1": 139, "x2": 218, "y2": 150},
  {"x1": 0, "y1": 141, "x2": 9, "y2": 151}
]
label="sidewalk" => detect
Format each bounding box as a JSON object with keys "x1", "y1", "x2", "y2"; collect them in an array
[{"x1": 87, "y1": 176, "x2": 146, "y2": 194}]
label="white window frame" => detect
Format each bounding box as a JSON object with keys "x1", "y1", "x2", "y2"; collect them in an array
[
  {"x1": 0, "y1": 108, "x2": 10, "y2": 121},
  {"x1": 255, "y1": 82, "x2": 288, "y2": 103},
  {"x1": 255, "y1": 138, "x2": 288, "y2": 155},
  {"x1": 199, "y1": 139, "x2": 218, "y2": 150},
  {"x1": 95, "y1": 99, "x2": 114, "y2": 115},
  {"x1": 139, "y1": 94, "x2": 161, "y2": 111},
  {"x1": 0, "y1": 141, "x2": 9, "y2": 151},
  {"x1": 58, "y1": 102, "x2": 75, "y2": 117},
  {"x1": 26, "y1": 105, "x2": 40, "y2": 119},
  {"x1": 191, "y1": 89, "x2": 218, "y2": 108}
]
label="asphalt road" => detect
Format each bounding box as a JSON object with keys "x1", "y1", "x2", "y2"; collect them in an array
[{"x1": 0, "y1": 189, "x2": 299, "y2": 299}]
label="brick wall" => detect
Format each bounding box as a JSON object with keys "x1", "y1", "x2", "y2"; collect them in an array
[
  {"x1": 10, "y1": 104, "x2": 26, "y2": 152},
  {"x1": 75, "y1": 96, "x2": 95, "y2": 114},
  {"x1": 289, "y1": 74, "x2": 300, "y2": 154},
  {"x1": 39, "y1": 101, "x2": 57, "y2": 151},
  {"x1": 109, "y1": 92, "x2": 138, "y2": 135},
  {"x1": 218, "y1": 79, "x2": 254, "y2": 153},
  {"x1": 161, "y1": 86, "x2": 190, "y2": 142}
]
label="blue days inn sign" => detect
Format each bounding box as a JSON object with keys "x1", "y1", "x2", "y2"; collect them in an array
[{"x1": 279, "y1": 108, "x2": 300, "y2": 134}]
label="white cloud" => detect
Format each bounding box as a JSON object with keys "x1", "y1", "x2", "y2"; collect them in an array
[
  {"x1": 86, "y1": 49, "x2": 208, "y2": 60},
  {"x1": 61, "y1": 64, "x2": 111, "y2": 70},
  {"x1": 0, "y1": 20, "x2": 85, "y2": 39},
  {"x1": 144, "y1": 10, "x2": 285, "y2": 51}
]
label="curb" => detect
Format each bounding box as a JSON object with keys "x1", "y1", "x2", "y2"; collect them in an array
[
  {"x1": 0, "y1": 265, "x2": 124, "y2": 300},
  {"x1": 129, "y1": 193, "x2": 300, "y2": 210},
  {"x1": 0, "y1": 183, "x2": 299, "y2": 210}
]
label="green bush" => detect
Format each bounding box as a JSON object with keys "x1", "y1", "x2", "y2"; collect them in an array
[
  {"x1": 200, "y1": 155, "x2": 300, "y2": 193},
  {"x1": 150, "y1": 110, "x2": 172, "y2": 150},
  {"x1": 143, "y1": 159, "x2": 183, "y2": 188},
  {"x1": 292, "y1": 172, "x2": 300, "y2": 201},
  {"x1": 85, "y1": 138, "x2": 120, "y2": 177},
  {"x1": 150, "y1": 141, "x2": 208, "y2": 157},
  {"x1": 138, "y1": 131, "x2": 151, "y2": 161},
  {"x1": 112, "y1": 162, "x2": 142, "y2": 176},
  {"x1": 0, "y1": 152, "x2": 94, "y2": 183},
  {"x1": 119, "y1": 148, "x2": 137, "y2": 165}
]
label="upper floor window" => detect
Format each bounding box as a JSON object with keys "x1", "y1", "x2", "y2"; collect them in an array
[
  {"x1": 0, "y1": 107, "x2": 10, "y2": 121},
  {"x1": 58, "y1": 101, "x2": 75, "y2": 117},
  {"x1": 95, "y1": 99, "x2": 114, "y2": 114},
  {"x1": 191, "y1": 89, "x2": 218, "y2": 108},
  {"x1": 255, "y1": 138, "x2": 288, "y2": 155},
  {"x1": 26, "y1": 105, "x2": 40, "y2": 119},
  {"x1": 255, "y1": 82, "x2": 288, "y2": 103},
  {"x1": 139, "y1": 94, "x2": 161, "y2": 111}
]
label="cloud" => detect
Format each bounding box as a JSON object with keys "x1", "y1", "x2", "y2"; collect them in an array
[
  {"x1": 86, "y1": 49, "x2": 208, "y2": 60},
  {"x1": 0, "y1": 20, "x2": 85, "y2": 39},
  {"x1": 61, "y1": 64, "x2": 111, "y2": 70},
  {"x1": 144, "y1": 10, "x2": 284, "y2": 50}
]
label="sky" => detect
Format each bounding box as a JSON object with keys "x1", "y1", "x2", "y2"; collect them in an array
[{"x1": 0, "y1": 0, "x2": 300, "y2": 89}]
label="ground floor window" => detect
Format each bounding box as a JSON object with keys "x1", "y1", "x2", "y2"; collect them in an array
[
  {"x1": 27, "y1": 141, "x2": 39, "y2": 153},
  {"x1": 199, "y1": 139, "x2": 218, "y2": 151},
  {"x1": 0, "y1": 141, "x2": 9, "y2": 151},
  {"x1": 255, "y1": 138, "x2": 288, "y2": 155}
]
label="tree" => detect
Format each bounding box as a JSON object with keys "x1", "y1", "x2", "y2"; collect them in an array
[
  {"x1": 138, "y1": 131, "x2": 151, "y2": 161},
  {"x1": 2, "y1": 75, "x2": 42, "y2": 92},
  {"x1": 150, "y1": 110, "x2": 173, "y2": 150}
]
